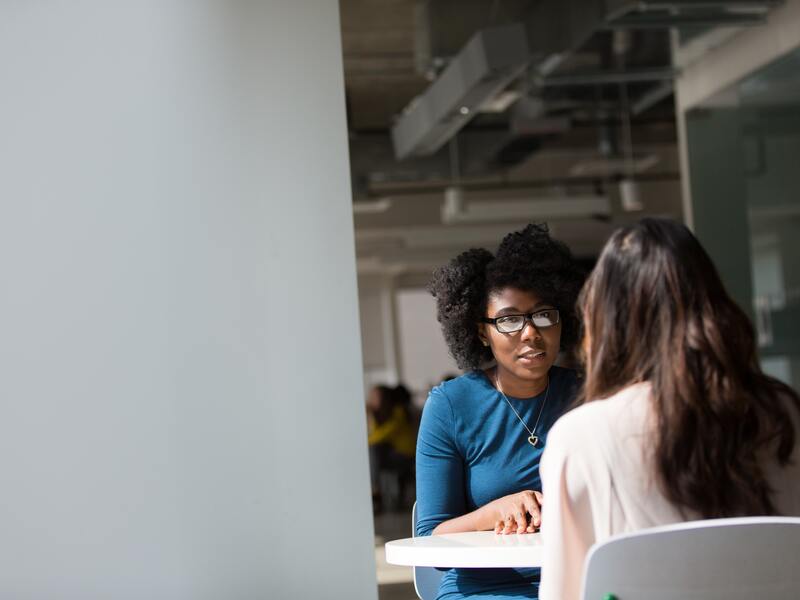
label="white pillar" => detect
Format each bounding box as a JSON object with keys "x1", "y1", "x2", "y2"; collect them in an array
[
  {"x1": 380, "y1": 277, "x2": 404, "y2": 386},
  {"x1": 0, "y1": 2, "x2": 376, "y2": 599}
]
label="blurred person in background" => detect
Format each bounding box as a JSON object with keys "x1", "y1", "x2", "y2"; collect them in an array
[
  {"x1": 417, "y1": 224, "x2": 585, "y2": 600},
  {"x1": 539, "y1": 218, "x2": 800, "y2": 600},
  {"x1": 367, "y1": 384, "x2": 416, "y2": 513}
]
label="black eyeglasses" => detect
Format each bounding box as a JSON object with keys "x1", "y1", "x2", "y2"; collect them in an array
[{"x1": 480, "y1": 309, "x2": 560, "y2": 333}]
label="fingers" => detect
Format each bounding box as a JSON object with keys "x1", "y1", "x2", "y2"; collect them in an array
[
  {"x1": 515, "y1": 511, "x2": 528, "y2": 534},
  {"x1": 503, "y1": 514, "x2": 515, "y2": 535},
  {"x1": 492, "y1": 491, "x2": 544, "y2": 535},
  {"x1": 532, "y1": 491, "x2": 543, "y2": 531},
  {"x1": 495, "y1": 514, "x2": 515, "y2": 535},
  {"x1": 522, "y1": 491, "x2": 542, "y2": 531},
  {"x1": 494, "y1": 519, "x2": 513, "y2": 534},
  {"x1": 495, "y1": 512, "x2": 529, "y2": 535}
]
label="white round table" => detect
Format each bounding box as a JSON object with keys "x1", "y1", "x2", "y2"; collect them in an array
[{"x1": 384, "y1": 531, "x2": 544, "y2": 568}]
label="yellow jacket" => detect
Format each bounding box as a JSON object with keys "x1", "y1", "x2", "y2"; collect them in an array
[{"x1": 368, "y1": 405, "x2": 416, "y2": 457}]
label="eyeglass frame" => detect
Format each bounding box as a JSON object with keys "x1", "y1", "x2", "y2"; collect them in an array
[{"x1": 480, "y1": 309, "x2": 561, "y2": 334}]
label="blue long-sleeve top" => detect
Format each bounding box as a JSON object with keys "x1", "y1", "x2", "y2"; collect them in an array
[{"x1": 415, "y1": 366, "x2": 579, "y2": 600}]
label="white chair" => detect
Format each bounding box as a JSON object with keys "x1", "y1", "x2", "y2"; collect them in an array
[
  {"x1": 581, "y1": 516, "x2": 800, "y2": 600},
  {"x1": 412, "y1": 502, "x2": 444, "y2": 600}
]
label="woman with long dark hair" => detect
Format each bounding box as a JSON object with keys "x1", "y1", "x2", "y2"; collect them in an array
[{"x1": 539, "y1": 218, "x2": 800, "y2": 600}]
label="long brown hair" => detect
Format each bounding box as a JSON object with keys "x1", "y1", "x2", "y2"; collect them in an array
[{"x1": 579, "y1": 218, "x2": 799, "y2": 518}]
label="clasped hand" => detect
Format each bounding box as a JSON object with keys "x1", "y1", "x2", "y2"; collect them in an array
[{"x1": 488, "y1": 490, "x2": 543, "y2": 534}]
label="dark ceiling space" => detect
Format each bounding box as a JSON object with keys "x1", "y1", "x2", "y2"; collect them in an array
[{"x1": 340, "y1": 0, "x2": 781, "y2": 278}]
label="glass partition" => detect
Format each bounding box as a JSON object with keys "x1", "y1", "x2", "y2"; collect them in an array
[{"x1": 685, "y1": 47, "x2": 800, "y2": 389}]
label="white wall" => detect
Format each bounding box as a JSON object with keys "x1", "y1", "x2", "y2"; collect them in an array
[
  {"x1": 358, "y1": 278, "x2": 459, "y2": 401},
  {"x1": 358, "y1": 276, "x2": 401, "y2": 389},
  {"x1": 396, "y1": 289, "x2": 459, "y2": 396},
  {"x1": 0, "y1": 2, "x2": 376, "y2": 599}
]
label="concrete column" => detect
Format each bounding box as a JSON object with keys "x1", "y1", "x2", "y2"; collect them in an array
[{"x1": 0, "y1": 2, "x2": 376, "y2": 599}]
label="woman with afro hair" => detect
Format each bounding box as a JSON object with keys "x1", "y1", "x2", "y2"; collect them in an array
[{"x1": 415, "y1": 223, "x2": 585, "y2": 600}]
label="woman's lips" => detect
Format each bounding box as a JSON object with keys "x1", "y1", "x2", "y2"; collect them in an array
[{"x1": 518, "y1": 350, "x2": 546, "y2": 365}]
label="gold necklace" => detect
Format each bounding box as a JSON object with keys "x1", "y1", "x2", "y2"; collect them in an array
[{"x1": 495, "y1": 369, "x2": 550, "y2": 448}]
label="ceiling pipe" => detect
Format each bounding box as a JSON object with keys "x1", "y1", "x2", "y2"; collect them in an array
[{"x1": 535, "y1": 68, "x2": 678, "y2": 87}]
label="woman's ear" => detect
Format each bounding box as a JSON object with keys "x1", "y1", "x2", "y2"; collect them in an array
[{"x1": 478, "y1": 324, "x2": 490, "y2": 347}]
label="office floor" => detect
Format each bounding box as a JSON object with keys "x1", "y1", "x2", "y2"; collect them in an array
[{"x1": 374, "y1": 509, "x2": 417, "y2": 600}]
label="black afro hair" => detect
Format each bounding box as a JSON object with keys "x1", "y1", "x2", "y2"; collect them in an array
[{"x1": 428, "y1": 223, "x2": 585, "y2": 371}]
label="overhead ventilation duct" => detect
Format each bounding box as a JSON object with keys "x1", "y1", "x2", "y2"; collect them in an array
[
  {"x1": 441, "y1": 186, "x2": 611, "y2": 225},
  {"x1": 388, "y1": 0, "x2": 782, "y2": 169},
  {"x1": 521, "y1": 0, "x2": 781, "y2": 87},
  {"x1": 603, "y1": 0, "x2": 781, "y2": 29},
  {"x1": 391, "y1": 23, "x2": 530, "y2": 160}
]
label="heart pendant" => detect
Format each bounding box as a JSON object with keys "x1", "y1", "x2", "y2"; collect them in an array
[{"x1": 527, "y1": 435, "x2": 539, "y2": 447}]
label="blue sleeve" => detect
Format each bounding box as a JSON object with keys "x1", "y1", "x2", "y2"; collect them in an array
[{"x1": 415, "y1": 387, "x2": 465, "y2": 537}]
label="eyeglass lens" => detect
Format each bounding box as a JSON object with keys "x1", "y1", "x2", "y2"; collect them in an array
[{"x1": 495, "y1": 311, "x2": 558, "y2": 333}]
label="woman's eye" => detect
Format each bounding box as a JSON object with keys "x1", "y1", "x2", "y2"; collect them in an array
[{"x1": 499, "y1": 316, "x2": 523, "y2": 326}]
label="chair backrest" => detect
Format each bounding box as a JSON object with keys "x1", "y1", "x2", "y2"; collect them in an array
[
  {"x1": 581, "y1": 516, "x2": 800, "y2": 600},
  {"x1": 412, "y1": 502, "x2": 445, "y2": 600}
]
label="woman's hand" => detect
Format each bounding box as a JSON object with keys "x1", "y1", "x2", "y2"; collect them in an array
[
  {"x1": 429, "y1": 489, "x2": 544, "y2": 536},
  {"x1": 487, "y1": 490, "x2": 543, "y2": 534}
]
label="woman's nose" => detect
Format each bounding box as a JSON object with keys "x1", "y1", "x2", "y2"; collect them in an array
[{"x1": 520, "y1": 318, "x2": 542, "y2": 341}]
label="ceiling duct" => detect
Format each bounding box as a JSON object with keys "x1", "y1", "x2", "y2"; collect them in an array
[
  {"x1": 385, "y1": 0, "x2": 782, "y2": 173},
  {"x1": 391, "y1": 23, "x2": 530, "y2": 160},
  {"x1": 523, "y1": 1, "x2": 780, "y2": 85},
  {"x1": 441, "y1": 186, "x2": 611, "y2": 225},
  {"x1": 602, "y1": 0, "x2": 781, "y2": 29}
]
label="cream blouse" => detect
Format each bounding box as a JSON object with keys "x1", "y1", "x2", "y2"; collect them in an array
[{"x1": 538, "y1": 382, "x2": 800, "y2": 600}]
